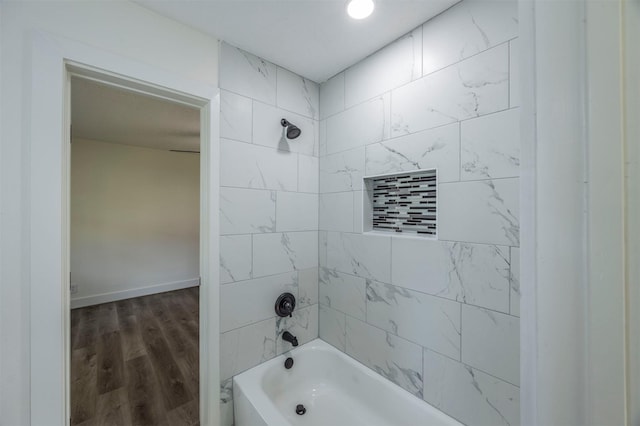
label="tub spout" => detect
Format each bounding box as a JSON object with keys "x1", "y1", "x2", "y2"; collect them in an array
[{"x1": 282, "y1": 331, "x2": 298, "y2": 347}]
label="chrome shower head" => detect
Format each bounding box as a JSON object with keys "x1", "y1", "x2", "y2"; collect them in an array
[{"x1": 281, "y1": 118, "x2": 301, "y2": 139}]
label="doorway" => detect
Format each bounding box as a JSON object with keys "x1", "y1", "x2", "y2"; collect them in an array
[
  {"x1": 68, "y1": 77, "x2": 202, "y2": 423},
  {"x1": 27, "y1": 33, "x2": 220, "y2": 424}
]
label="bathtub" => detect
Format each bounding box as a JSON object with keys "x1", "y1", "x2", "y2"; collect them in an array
[{"x1": 233, "y1": 339, "x2": 462, "y2": 426}]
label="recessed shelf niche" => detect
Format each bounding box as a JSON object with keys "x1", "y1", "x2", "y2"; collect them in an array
[{"x1": 363, "y1": 169, "x2": 437, "y2": 238}]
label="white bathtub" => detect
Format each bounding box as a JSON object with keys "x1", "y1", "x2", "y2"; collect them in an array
[{"x1": 233, "y1": 339, "x2": 463, "y2": 426}]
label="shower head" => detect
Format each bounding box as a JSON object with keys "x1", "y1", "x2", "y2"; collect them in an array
[{"x1": 281, "y1": 118, "x2": 301, "y2": 139}]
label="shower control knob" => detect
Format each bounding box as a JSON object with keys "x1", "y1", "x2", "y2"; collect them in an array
[{"x1": 275, "y1": 293, "x2": 296, "y2": 317}]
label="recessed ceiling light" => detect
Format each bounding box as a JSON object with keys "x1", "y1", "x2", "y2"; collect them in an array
[{"x1": 347, "y1": 0, "x2": 375, "y2": 20}]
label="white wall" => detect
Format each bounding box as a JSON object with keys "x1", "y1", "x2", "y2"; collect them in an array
[
  {"x1": 217, "y1": 42, "x2": 320, "y2": 426},
  {"x1": 0, "y1": 2, "x2": 218, "y2": 423},
  {"x1": 317, "y1": 1, "x2": 519, "y2": 424},
  {"x1": 70, "y1": 139, "x2": 199, "y2": 308}
]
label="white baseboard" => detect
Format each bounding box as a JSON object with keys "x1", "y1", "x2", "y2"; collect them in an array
[{"x1": 70, "y1": 277, "x2": 200, "y2": 309}]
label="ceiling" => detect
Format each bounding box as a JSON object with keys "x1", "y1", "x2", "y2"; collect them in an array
[
  {"x1": 134, "y1": 0, "x2": 459, "y2": 83},
  {"x1": 72, "y1": 2, "x2": 459, "y2": 149},
  {"x1": 71, "y1": 77, "x2": 200, "y2": 152}
]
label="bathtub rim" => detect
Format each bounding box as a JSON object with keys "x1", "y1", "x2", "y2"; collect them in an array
[{"x1": 232, "y1": 338, "x2": 463, "y2": 426}]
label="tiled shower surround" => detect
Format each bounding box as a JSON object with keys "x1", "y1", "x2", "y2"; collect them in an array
[
  {"x1": 318, "y1": 1, "x2": 520, "y2": 424},
  {"x1": 219, "y1": 0, "x2": 520, "y2": 424},
  {"x1": 218, "y1": 42, "x2": 320, "y2": 425}
]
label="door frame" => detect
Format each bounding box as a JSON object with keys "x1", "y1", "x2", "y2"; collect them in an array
[
  {"x1": 28, "y1": 32, "x2": 220, "y2": 424},
  {"x1": 624, "y1": 0, "x2": 640, "y2": 422},
  {"x1": 519, "y1": 0, "x2": 628, "y2": 424}
]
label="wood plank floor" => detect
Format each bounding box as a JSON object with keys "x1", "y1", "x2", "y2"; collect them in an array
[{"x1": 71, "y1": 287, "x2": 199, "y2": 426}]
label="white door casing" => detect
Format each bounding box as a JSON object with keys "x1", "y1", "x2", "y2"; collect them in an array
[{"x1": 28, "y1": 32, "x2": 220, "y2": 425}]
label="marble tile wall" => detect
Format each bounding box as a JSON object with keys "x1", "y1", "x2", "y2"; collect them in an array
[
  {"x1": 318, "y1": 1, "x2": 520, "y2": 425},
  {"x1": 218, "y1": 42, "x2": 320, "y2": 425}
]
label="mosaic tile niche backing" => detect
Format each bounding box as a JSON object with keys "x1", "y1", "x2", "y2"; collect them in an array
[{"x1": 365, "y1": 169, "x2": 437, "y2": 236}]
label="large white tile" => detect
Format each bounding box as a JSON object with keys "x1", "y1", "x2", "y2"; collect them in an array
[
  {"x1": 318, "y1": 230, "x2": 328, "y2": 269},
  {"x1": 510, "y1": 247, "x2": 520, "y2": 317},
  {"x1": 326, "y1": 232, "x2": 391, "y2": 283},
  {"x1": 461, "y1": 108, "x2": 520, "y2": 180},
  {"x1": 220, "y1": 90, "x2": 252, "y2": 143},
  {"x1": 353, "y1": 191, "x2": 363, "y2": 233},
  {"x1": 366, "y1": 280, "x2": 461, "y2": 360},
  {"x1": 365, "y1": 123, "x2": 460, "y2": 182},
  {"x1": 220, "y1": 43, "x2": 276, "y2": 105},
  {"x1": 510, "y1": 38, "x2": 520, "y2": 107},
  {"x1": 319, "y1": 192, "x2": 354, "y2": 232},
  {"x1": 319, "y1": 268, "x2": 366, "y2": 320},
  {"x1": 253, "y1": 231, "x2": 318, "y2": 277},
  {"x1": 220, "y1": 318, "x2": 275, "y2": 380},
  {"x1": 392, "y1": 44, "x2": 509, "y2": 137},
  {"x1": 320, "y1": 72, "x2": 345, "y2": 119},
  {"x1": 220, "y1": 139, "x2": 298, "y2": 191},
  {"x1": 423, "y1": 349, "x2": 520, "y2": 426},
  {"x1": 220, "y1": 272, "x2": 297, "y2": 332},
  {"x1": 346, "y1": 317, "x2": 423, "y2": 398},
  {"x1": 276, "y1": 192, "x2": 318, "y2": 232},
  {"x1": 422, "y1": 0, "x2": 518, "y2": 75},
  {"x1": 326, "y1": 93, "x2": 390, "y2": 154},
  {"x1": 298, "y1": 154, "x2": 319, "y2": 193},
  {"x1": 220, "y1": 378, "x2": 234, "y2": 426},
  {"x1": 220, "y1": 187, "x2": 275, "y2": 235},
  {"x1": 220, "y1": 235, "x2": 252, "y2": 284},
  {"x1": 253, "y1": 101, "x2": 318, "y2": 157},
  {"x1": 276, "y1": 304, "x2": 319, "y2": 355},
  {"x1": 320, "y1": 147, "x2": 365, "y2": 193},
  {"x1": 277, "y1": 67, "x2": 319, "y2": 119},
  {"x1": 462, "y1": 304, "x2": 520, "y2": 385},
  {"x1": 345, "y1": 27, "x2": 422, "y2": 108},
  {"x1": 392, "y1": 238, "x2": 510, "y2": 313},
  {"x1": 298, "y1": 267, "x2": 319, "y2": 308},
  {"x1": 319, "y1": 119, "x2": 328, "y2": 157},
  {"x1": 319, "y1": 304, "x2": 346, "y2": 351},
  {"x1": 439, "y1": 178, "x2": 519, "y2": 246}
]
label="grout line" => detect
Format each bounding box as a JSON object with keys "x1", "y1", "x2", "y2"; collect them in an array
[
  {"x1": 221, "y1": 266, "x2": 300, "y2": 286},
  {"x1": 250, "y1": 98, "x2": 255, "y2": 144},
  {"x1": 509, "y1": 246, "x2": 513, "y2": 315},
  {"x1": 439, "y1": 175, "x2": 520, "y2": 185},
  {"x1": 296, "y1": 154, "x2": 300, "y2": 192},
  {"x1": 220, "y1": 185, "x2": 319, "y2": 195},
  {"x1": 222, "y1": 303, "x2": 319, "y2": 336},
  {"x1": 321, "y1": 104, "x2": 519, "y2": 158},
  {"x1": 342, "y1": 71, "x2": 346, "y2": 112},
  {"x1": 221, "y1": 86, "x2": 319, "y2": 121},
  {"x1": 459, "y1": 301, "x2": 463, "y2": 363},
  {"x1": 274, "y1": 190, "x2": 279, "y2": 234},
  {"x1": 275, "y1": 66, "x2": 279, "y2": 109},
  {"x1": 249, "y1": 231, "x2": 254, "y2": 280},
  {"x1": 419, "y1": 24, "x2": 424, "y2": 79},
  {"x1": 250, "y1": 233, "x2": 255, "y2": 280},
  {"x1": 321, "y1": 262, "x2": 515, "y2": 318},
  {"x1": 458, "y1": 121, "x2": 462, "y2": 181},
  {"x1": 508, "y1": 40, "x2": 512, "y2": 109},
  {"x1": 221, "y1": 229, "x2": 322, "y2": 237},
  {"x1": 421, "y1": 343, "x2": 425, "y2": 394},
  {"x1": 320, "y1": 40, "x2": 513, "y2": 122}
]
